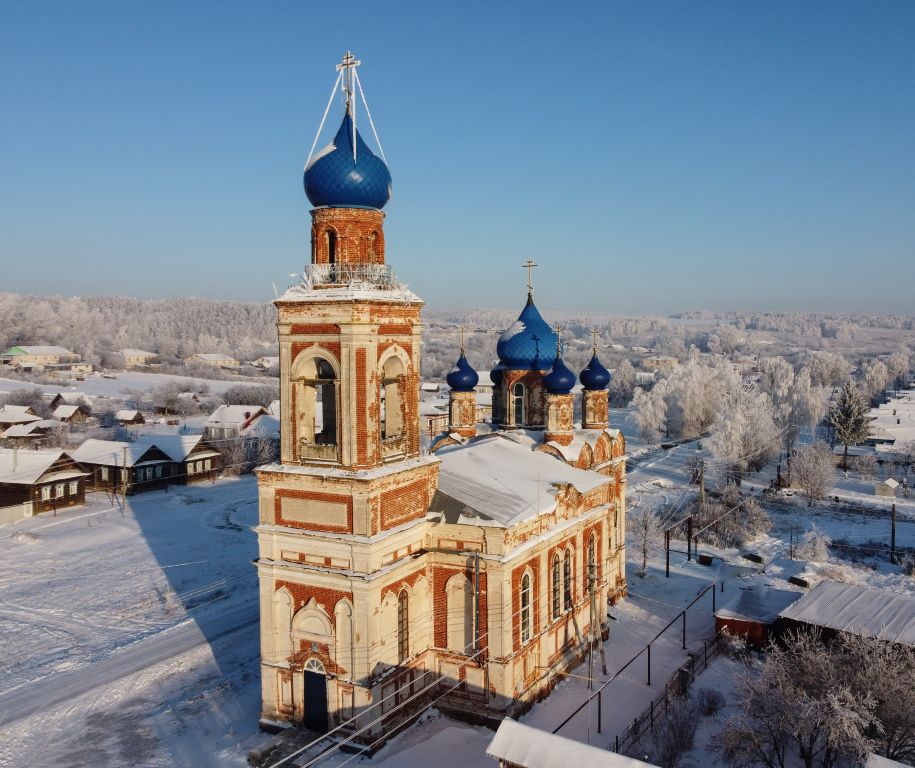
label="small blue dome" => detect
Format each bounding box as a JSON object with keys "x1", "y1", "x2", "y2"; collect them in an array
[
  {"x1": 447, "y1": 352, "x2": 479, "y2": 392},
  {"x1": 496, "y1": 295, "x2": 558, "y2": 370},
  {"x1": 490, "y1": 362, "x2": 506, "y2": 387},
  {"x1": 304, "y1": 111, "x2": 392, "y2": 209},
  {"x1": 580, "y1": 352, "x2": 612, "y2": 390},
  {"x1": 543, "y1": 354, "x2": 577, "y2": 395}
]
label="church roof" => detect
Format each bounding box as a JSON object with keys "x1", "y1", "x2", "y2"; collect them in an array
[
  {"x1": 580, "y1": 352, "x2": 612, "y2": 390},
  {"x1": 496, "y1": 294, "x2": 558, "y2": 371},
  {"x1": 304, "y1": 111, "x2": 392, "y2": 210},
  {"x1": 543, "y1": 354, "x2": 576, "y2": 395},
  {"x1": 432, "y1": 434, "x2": 607, "y2": 527}
]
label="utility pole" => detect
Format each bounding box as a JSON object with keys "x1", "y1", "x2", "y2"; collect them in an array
[
  {"x1": 665, "y1": 529, "x2": 670, "y2": 578},
  {"x1": 687, "y1": 515, "x2": 693, "y2": 561},
  {"x1": 891, "y1": 503, "x2": 897, "y2": 564},
  {"x1": 699, "y1": 460, "x2": 706, "y2": 510},
  {"x1": 122, "y1": 446, "x2": 128, "y2": 509},
  {"x1": 473, "y1": 550, "x2": 480, "y2": 653},
  {"x1": 588, "y1": 563, "x2": 595, "y2": 691}
]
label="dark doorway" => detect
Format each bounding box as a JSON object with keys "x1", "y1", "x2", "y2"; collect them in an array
[{"x1": 303, "y1": 670, "x2": 328, "y2": 732}]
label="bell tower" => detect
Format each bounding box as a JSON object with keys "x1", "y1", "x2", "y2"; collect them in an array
[{"x1": 256, "y1": 53, "x2": 439, "y2": 734}]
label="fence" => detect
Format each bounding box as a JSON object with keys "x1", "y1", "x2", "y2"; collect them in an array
[
  {"x1": 613, "y1": 630, "x2": 724, "y2": 755},
  {"x1": 0, "y1": 501, "x2": 34, "y2": 526}
]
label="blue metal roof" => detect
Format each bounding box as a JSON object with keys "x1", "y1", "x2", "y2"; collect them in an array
[
  {"x1": 304, "y1": 111, "x2": 392, "y2": 209},
  {"x1": 580, "y1": 352, "x2": 612, "y2": 390},
  {"x1": 496, "y1": 295, "x2": 558, "y2": 370},
  {"x1": 543, "y1": 354, "x2": 576, "y2": 395},
  {"x1": 446, "y1": 352, "x2": 479, "y2": 392}
]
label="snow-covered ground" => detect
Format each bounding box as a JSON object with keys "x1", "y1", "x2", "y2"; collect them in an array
[{"x1": 0, "y1": 478, "x2": 263, "y2": 767}]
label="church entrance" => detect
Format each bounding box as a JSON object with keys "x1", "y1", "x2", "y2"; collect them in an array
[{"x1": 302, "y1": 659, "x2": 328, "y2": 733}]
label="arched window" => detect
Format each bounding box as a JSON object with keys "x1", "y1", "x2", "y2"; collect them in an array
[
  {"x1": 520, "y1": 572, "x2": 532, "y2": 644},
  {"x1": 381, "y1": 356, "x2": 406, "y2": 440},
  {"x1": 397, "y1": 589, "x2": 409, "y2": 662},
  {"x1": 314, "y1": 359, "x2": 337, "y2": 445},
  {"x1": 326, "y1": 230, "x2": 337, "y2": 265},
  {"x1": 588, "y1": 533, "x2": 597, "y2": 588},
  {"x1": 563, "y1": 549, "x2": 572, "y2": 612},
  {"x1": 513, "y1": 382, "x2": 525, "y2": 426},
  {"x1": 551, "y1": 555, "x2": 561, "y2": 620},
  {"x1": 293, "y1": 355, "x2": 339, "y2": 459}
]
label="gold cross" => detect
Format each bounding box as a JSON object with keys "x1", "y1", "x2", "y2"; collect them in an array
[
  {"x1": 459, "y1": 325, "x2": 465, "y2": 353},
  {"x1": 554, "y1": 324, "x2": 562, "y2": 356},
  {"x1": 522, "y1": 259, "x2": 538, "y2": 294},
  {"x1": 591, "y1": 326, "x2": 599, "y2": 353}
]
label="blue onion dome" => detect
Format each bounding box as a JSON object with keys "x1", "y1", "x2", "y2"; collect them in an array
[
  {"x1": 446, "y1": 352, "x2": 479, "y2": 392},
  {"x1": 580, "y1": 352, "x2": 612, "y2": 390},
  {"x1": 496, "y1": 295, "x2": 559, "y2": 370},
  {"x1": 304, "y1": 110, "x2": 392, "y2": 209},
  {"x1": 490, "y1": 362, "x2": 506, "y2": 387},
  {"x1": 543, "y1": 353, "x2": 577, "y2": 395}
]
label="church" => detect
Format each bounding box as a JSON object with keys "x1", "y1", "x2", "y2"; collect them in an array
[{"x1": 254, "y1": 53, "x2": 628, "y2": 742}]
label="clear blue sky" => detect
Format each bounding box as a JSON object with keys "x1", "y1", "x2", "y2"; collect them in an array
[{"x1": 1, "y1": 1, "x2": 913, "y2": 314}]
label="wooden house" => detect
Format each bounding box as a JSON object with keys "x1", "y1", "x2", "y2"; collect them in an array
[
  {"x1": 0, "y1": 448, "x2": 87, "y2": 514},
  {"x1": 71, "y1": 439, "x2": 174, "y2": 495}
]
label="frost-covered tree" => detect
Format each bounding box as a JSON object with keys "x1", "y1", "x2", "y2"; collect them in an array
[
  {"x1": 796, "y1": 524, "x2": 832, "y2": 562},
  {"x1": 886, "y1": 351, "x2": 912, "y2": 391},
  {"x1": 608, "y1": 359, "x2": 636, "y2": 406},
  {"x1": 827, "y1": 380, "x2": 870, "y2": 470},
  {"x1": 716, "y1": 629, "x2": 877, "y2": 768},
  {"x1": 790, "y1": 442, "x2": 835, "y2": 506},
  {"x1": 632, "y1": 385, "x2": 668, "y2": 440},
  {"x1": 850, "y1": 453, "x2": 877, "y2": 481},
  {"x1": 708, "y1": 384, "x2": 780, "y2": 484},
  {"x1": 861, "y1": 359, "x2": 889, "y2": 401},
  {"x1": 627, "y1": 503, "x2": 663, "y2": 577}
]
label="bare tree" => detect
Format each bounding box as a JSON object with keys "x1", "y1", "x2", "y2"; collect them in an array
[
  {"x1": 790, "y1": 442, "x2": 834, "y2": 506},
  {"x1": 850, "y1": 453, "x2": 877, "y2": 482}
]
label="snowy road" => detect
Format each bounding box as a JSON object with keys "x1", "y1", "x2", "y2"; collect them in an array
[{"x1": 0, "y1": 599, "x2": 258, "y2": 728}]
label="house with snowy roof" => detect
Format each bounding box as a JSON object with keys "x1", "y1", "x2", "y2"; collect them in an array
[
  {"x1": 185, "y1": 353, "x2": 240, "y2": 370},
  {"x1": 0, "y1": 448, "x2": 88, "y2": 514},
  {"x1": 254, "y1": 54, "x2": 627, "y2": 743},
  {"x1": 204, "y1": 404, "x2": 269, "y2": 439},
  {"x1": 2, "y1": 345, "x2": 80, "y2": 368},
  {"x1": 119, "y1": 348, "x2": 158, "y2": 368},
  {"x1": 0, "y1": 405, "x2": 41, "y2": 433},
  {"x1": 115, "y1": 409, "x2": 145, "y2": 426},
  {"x1": 52, "y1": 403, "x2": 87, "y2": 424}
]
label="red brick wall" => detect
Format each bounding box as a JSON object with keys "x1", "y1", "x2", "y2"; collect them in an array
[
  {"x1": 380, "y1": 477, "x2": 433, "y2": 530},
  {"x1": 276, "y1": 580, "x2": 352, "y2": 630},
  {"x1": 355, "y1": 348, "x2": 368, "y2": 467},
  {"x1": 432, "y1": 566, "x2": 489, "y2": 656},
  {"x1": 290, "y1": 323, "x2": 341, "y2": 336}
]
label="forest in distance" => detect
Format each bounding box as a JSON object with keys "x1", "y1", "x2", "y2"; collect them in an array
[{"x1": 1, "y1": 291, "x2": 912, "y2": 382}]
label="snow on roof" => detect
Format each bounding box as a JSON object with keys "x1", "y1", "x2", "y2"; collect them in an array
[
  {"x1": 715, "y1": 585, "x2": 802, "y2": 624},
  {"x1": 190, "y1": 353, "x2": 237, "y2": 362},
  {"x1": 1, "y1": 420, "x2": 59, "y2": 438},
  {"x1": 434, "y1": 434, "x2": 608, "y2": 527},
  {"x1": 52, "y1": 392, "x2": 88, "y2": 404},
  {"x1": 116, "y1": 409, "x2": 141, "y2": 420},
  {"x1": 277, "y1": 281, "x2": 422, "y2": 305},
  {"x1": 120, "y1": 348, "x2": 157, "y2": 357},
  {"x1": 71, "y1": 439, "x2": 157, "y2": 468},
  {"x1": 878, "y1": 478, "x2": 899, "y2": 488},
  {"x1": 242, "y1": 414, "x2": 279, "y2": 438},
  {"x1": 52, "y1": 404, "x2": 80, "y2": 419},
  {"x1": 267, "y1": 399, "x2": 280, "y2": 417},
  {"x1": 205, "y1": 404, "x2": 267, "y2": 429},
  {"x1": 8, "y1": 345, "x2": 73, "y2": 355},
  {"x1": 133, "y1": 434, "x2": 204, "y2": 462},
  {"x1": 0, "y1": 448, "x2": 70, "y2": 484},
  {"x1": 420, "y1": 382, "x2": 440, "y2": 391},
  {"x1": 778, "y1": 581, "x2": 915, "y2": 647},
  {"x1": 487, "y1": 719, "x2": 659, "y2": 768},
  {"x1": 419, "y1": 402, "x2": 446, "y2": 417},
  {"x1": 0, "y1": 406, "x2": 41, "y2": 425},
  {"x1": 866, "y1": 754, "x2": 910, "y2": 768}
]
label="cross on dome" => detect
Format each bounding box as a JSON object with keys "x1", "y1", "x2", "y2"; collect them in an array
[
  {"x1": 522, "y1": 259, "x2": 538, "y2": 296},
  {"x1": 336, "y1": 51, "x2": 361, "y2": 115},
  {"x1": 590, "y1": 326, "x2": 599, "y2": 353}
]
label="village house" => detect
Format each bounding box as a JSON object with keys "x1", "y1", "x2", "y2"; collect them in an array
[
  {"x1": 251, "y1": 356, "x2": 280, "y2": 371},
  {"x1": 185, "y1": 353, "x2": 240, "y2": 370},
  {"x1": 48, "y1": 392, "x2": 92, "y2": 412},
  {"x1": 52, "y1": 404, "x2": 88, "y2": 425},
  {"x1": 204, "y1": 404, "x2": 268, "y2": 440},
  {"x1": 0, "y1": 405, "x2": 41, "y2": 434},
  {"x1": 0, "y1": 419, "x2": 62, "y2": 446},
  {"x1": 1, "y1": 345, "x2": 80, "y2": 368},
  {"x1": 119, "y1": 348, "x2": 159, "y2": 368},
  {"x1": 115, "y1": 409, "x2": 145, "y2": 426},
  {"x1": 0, "y1": 448, "x2": 88, "y2": 515},
  {"x1": 640, "y1": 355, "x2": 678, "y2": 373}
]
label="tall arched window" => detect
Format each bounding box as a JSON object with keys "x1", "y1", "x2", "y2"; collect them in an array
[
  {"x1": 397, "y1": 589, "x2": 409, "y2": 662},
  {"x1": 520, "y1": 572, "x2": 532, "y2": 644},
  {"x1": 326, "y1": 230, "x2": 337, "y2": 265},
  {"x1": 551, "y1": 555, "x2": 561, "y2": 620},
  {"x1": 293, "y1": 355, "x2": 339, "y2": 459},
  {"x1": 588, "y1": 533, "x2": 597, "y2": 590},
  {"x1": 513, "y1": 382, "x2": 525, "y2": 426},
  {"x1": 563, "y1": 549, "x2": 572, "y2": 612},
  {"x1": 381, "y1": 356, "x2": 406, "y2": 440}
]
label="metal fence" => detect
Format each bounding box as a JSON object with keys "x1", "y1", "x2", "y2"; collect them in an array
[{"x1": 613, "y1": 631, "x2": 724, "y2": 755}]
